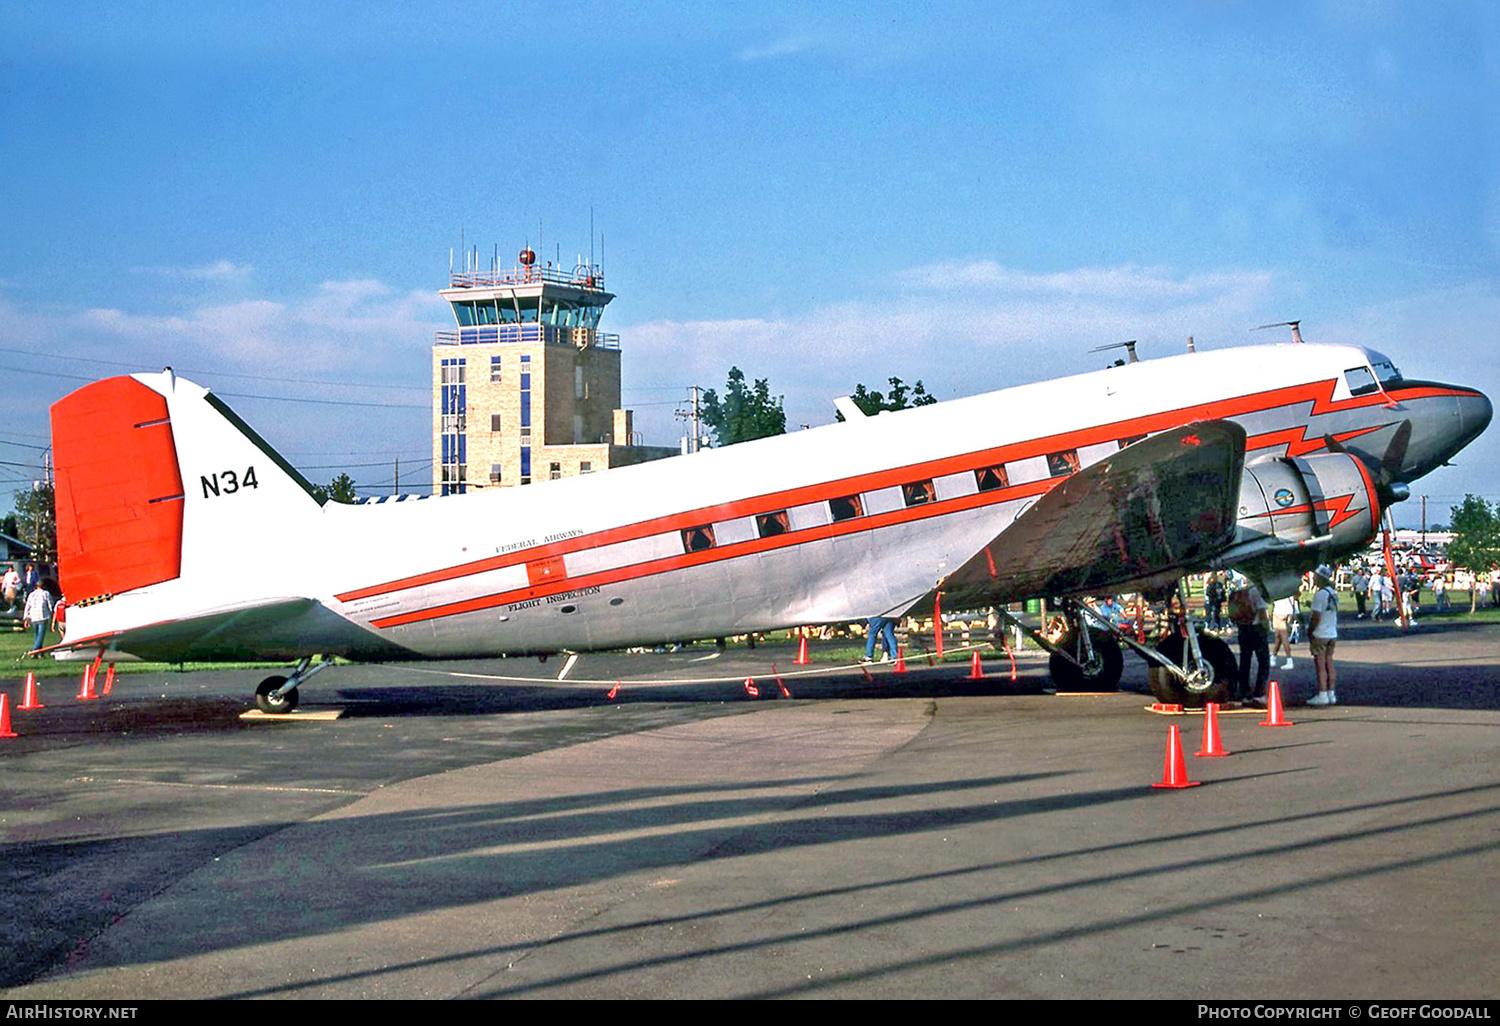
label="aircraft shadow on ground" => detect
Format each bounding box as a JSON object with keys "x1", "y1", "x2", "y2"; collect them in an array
[{"x1": 14, "y1": 754, "x2": 1500, "y2": 996}]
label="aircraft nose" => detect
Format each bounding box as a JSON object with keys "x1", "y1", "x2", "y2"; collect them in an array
[{"x1": 1458, "y1": 389, "x2": 1493, "y2": 444}]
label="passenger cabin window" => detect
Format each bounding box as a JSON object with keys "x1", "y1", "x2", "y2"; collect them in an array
[
  {"x1": 682, "y1": 525, "x2": 716, "y2": 553},
  {"x1": 1047, "y1": 450, "x2": 1081, "y2": 477},
  {"x1": 903, "y1": 480, "x2": 936, "y2": 507},
  {"x1": 975, "y1": 466, "x2": 1009, "y2": 492},
  {"x1": 756, "y1": 511, "x2": 790, "y2": 537},
  {"x1": 829, "y1": 495, "x2": 864, "y2": 522},
  {"x1": 1345, "y1": 367, "x2": 1379, "y2": 396}
]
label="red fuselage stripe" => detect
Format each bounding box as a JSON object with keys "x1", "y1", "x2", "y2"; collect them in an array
[{"x1": 348, "y1": 377, "x2": 1470, "y2": 627}]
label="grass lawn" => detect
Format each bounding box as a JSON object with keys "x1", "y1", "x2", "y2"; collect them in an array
[{"x1": 0, "y1": 626, "x2": 288, "y2": 680}]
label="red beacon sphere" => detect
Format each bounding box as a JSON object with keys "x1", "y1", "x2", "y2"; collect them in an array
[{"x1": 518, "y1": 248, "x2": 536, "y2": 266}]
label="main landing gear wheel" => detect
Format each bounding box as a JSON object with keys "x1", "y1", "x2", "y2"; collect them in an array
[
  {"x1": 1147, "y1": 633, "x2": 1235, "y2": 707},
  {"x1": 255, "y1": 675, "x2": 300, "y2": 714},
  {"x1": 1048, "y1": 630, "x2": 1124, "y2": 692}
]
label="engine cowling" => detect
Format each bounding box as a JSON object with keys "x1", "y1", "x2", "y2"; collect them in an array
[{"x1": 1223, "y1": 452, "x2": 1382, "y2": 597}]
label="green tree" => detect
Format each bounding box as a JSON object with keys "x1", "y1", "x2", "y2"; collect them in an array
[
  {"x1": 700, "y1": 367, "x2": 786, "y2": 446},
  {"x1": 839, "y1": 376, "x2": 939, "y2": 420},
  {"x1": 1447, "y1": 495, "x2": 1499, "y2": 593},
  {"x1": 311, "y1": 473, "x2": 359, "y2": 505},
  {"x1": 10, "y1": 483, "x2": 56, "y2": 563}
]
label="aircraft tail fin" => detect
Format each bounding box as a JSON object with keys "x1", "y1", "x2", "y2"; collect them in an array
[{"x1": 50, "y1": 372, "x2": 323, "y2": 604}]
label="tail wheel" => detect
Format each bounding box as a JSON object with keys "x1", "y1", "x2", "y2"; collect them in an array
[
  {"x1": 1147, "y1": 633, "x2": 1234, "y2": 707},
  {"x1": 255, "y1": 675, "x2": 300, "y2": 714},
  {"x1": 1048, "y1": 630, "x2": 1124, "y2": 692}
]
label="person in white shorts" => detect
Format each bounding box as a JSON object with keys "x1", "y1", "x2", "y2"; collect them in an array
[{"x1": 1308, "y1": 565, "x2": 1340, "y2": 706}]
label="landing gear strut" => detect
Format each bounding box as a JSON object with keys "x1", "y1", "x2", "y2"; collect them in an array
[
  {"x1": 997, "y1": 582, "x2": 1237, "y2": 707},
  {"x1": 998, "y1": 600, "x2": 1124, "y2": 692},
  {"x1": 254, "y1": 655, "x2": 333, "y2": 714}
]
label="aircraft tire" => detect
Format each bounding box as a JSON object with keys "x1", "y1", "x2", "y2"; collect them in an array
[
  {"x1": 1147, "y1": 633, "x2": 1234, "y2": 707},
  {"x1": 1047, "y1": 631, "x2": 1123, "y2": 692},
  {"x1": 254, "y1": 675, "x2": 300, "y2": 715}
]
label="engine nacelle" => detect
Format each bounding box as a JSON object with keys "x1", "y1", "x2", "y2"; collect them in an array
[{"x1": 1218, "y1": 452, "x2": 1383, "y2": 598}]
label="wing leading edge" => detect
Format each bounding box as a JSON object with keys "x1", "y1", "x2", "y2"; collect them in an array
[{"x1": 940, "y1": 421, "x2": 1246, "y2": 607}]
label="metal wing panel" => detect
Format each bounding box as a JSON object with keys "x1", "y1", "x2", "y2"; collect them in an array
[{"x1": 941, "y1": 421, "x2": 1246, "y2": 605}]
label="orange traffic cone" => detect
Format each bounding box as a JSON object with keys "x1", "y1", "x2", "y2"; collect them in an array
[
  {"x1": 893, "y1": 646, "x2": 907, "y2": 675},
  {"x1": 1152, "y1": 724, "x2": 1201, "y2": 788},
  {"x1": 1259, "y1": 680, "x2": 1294, "y2": 727},
  {"x1": 19, "y1": 671, "x2": 43, "y2": 711},
  {"x1": 1195, "y1": 702, "x2": 1229, "y2": 757},
  {"x1": 967, "y1": 650, "x2": 985, "y2": 680},
  {"x1": 606, "y1": 681, "x2": 620, "y2": 700},
  {"x1": 744, "y1": 677, "x2": 760, "y2": 698},
  {"x1": 0, "y1": 693, "x2": 17, "y2": 738},
  {"x1": 793, "y1": 635, "x2": 810, "y2": 666},
  {"x1": 76, "y1": 665, "x2": 98, "y2": 702}
]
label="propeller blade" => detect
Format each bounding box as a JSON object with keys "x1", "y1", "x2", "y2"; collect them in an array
[{"x1": 1380, "y1": 420, "x2": 1412, "y2": 484}]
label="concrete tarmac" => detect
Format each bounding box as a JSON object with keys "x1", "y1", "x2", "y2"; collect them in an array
[{"x1": 2, "y1": 618, "x2": 1498, "y2": 999}]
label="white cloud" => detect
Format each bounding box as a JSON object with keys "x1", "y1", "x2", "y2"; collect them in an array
[
  {"x1": 131, "y1": 259, "x2": 255, "y2": 281},
  {"x1": 69, "y1": 281, "x2": 446, "y2": 374},
  {"x1": 622, "y1": 260, "x2": 1281, "y2": 441},
  {"x1": 737, "y1": 35, "x2": 815, "y2": 62}
]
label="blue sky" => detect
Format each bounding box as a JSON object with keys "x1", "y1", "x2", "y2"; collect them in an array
[{"x1": 2, "y1": 0, "x2": 1496, "y2": 527}]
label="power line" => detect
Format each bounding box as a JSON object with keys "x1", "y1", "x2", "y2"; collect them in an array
[{"x1": 0, "y1": 345, "x2": 427, "y2": 392}]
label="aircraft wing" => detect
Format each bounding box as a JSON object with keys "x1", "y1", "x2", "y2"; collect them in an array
[
  {"x1": 42, "y1": 596, "x2": 409, "y2": 663},
  {"x1": 939, "y1": 421, "x2": 1246, "y2": 607}
]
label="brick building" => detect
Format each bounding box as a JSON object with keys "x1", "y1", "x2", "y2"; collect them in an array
[{"x1": 433, "y1": 248, "x2": 677, "y2": 494}]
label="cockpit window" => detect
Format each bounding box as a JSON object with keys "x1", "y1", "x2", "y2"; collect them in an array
[
  {"x1": 1371, "y1": 359, "x2": 1401, "y2": 384},
  {"x1": 1345, "y1": 367, "x2": 1378, "y2": 396}
]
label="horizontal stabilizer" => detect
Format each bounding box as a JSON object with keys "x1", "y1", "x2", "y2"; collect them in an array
[{"x1": 45, "y1": 597, "x2": 413, "y2": 663}]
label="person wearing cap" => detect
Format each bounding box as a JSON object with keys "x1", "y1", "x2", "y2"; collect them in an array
[{"x1": 1307, "y1": 564, "x2": 1340, "y2": 706}]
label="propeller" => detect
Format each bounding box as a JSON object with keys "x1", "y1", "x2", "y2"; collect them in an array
[{"x1": 1324, "y1": 419, "x2": 1412, "y2": 507}]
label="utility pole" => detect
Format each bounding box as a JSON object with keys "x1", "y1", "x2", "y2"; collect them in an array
[{"x1": 675, "y1": 385, "x2": 704, "y2": 453}]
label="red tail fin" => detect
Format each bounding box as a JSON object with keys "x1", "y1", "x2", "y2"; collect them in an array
[{"x1": 50, "y1": 377, "x2": 185, "y2": 602}]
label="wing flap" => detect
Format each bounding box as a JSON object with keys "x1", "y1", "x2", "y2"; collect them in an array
[{"x1": 942, "y1": 421, "x2": 1246, "y2": 606}]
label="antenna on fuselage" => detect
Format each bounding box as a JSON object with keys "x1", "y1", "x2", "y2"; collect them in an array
[
  {"x1": 1254, "y1": 320, "x2": 1304, "y2": 343},
  {"x1": 1090, "y1": 339, "x2": 1139, "y2": 365}
]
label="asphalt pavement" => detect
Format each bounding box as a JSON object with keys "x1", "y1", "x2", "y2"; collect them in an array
[{"x1": 2, "y1": 618, "x2": 1498, "y2": 999}]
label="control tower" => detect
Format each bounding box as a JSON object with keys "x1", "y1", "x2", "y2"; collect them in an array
[{"x1": 433, "y1": 246, "x2": 676, "y2": 494}]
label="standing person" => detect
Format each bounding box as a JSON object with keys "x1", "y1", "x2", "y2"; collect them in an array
[
  {"x1": 22, "y1": 579, "x2": 55, "y2": 655},
  {"x1": 1380, "y1": 572, "x2": 1396, "y2": 621},
  {"x1": 1433, "y1": 573, "x2": 1448, "y2": 613},
  {"x1": 1271, "y1": 595, "x2": 1297, "y2": 670},
  {"x1": 1229, "y1": 574, "x2": 1270, "y2": 704},
  {"x1": 1307, "y1": 564, "x2": 1341, "y2": 706},
  {"x1": 865, "y1": 615, "x2": 898, "y2": 663},
  {"x1": 1, "y1": 563, "x2": 19, "y2": 612},
  {"x1": 1205, "y1": 573, "x2": 1226, "y2": 632},
  {"x1": 1351, "y1": 565, "x2": 1369, "y2": 619}
]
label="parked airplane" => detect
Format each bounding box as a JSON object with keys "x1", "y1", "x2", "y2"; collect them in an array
[{"x1": 45, "y1": 339, "x2": 1490, "y2": 711}]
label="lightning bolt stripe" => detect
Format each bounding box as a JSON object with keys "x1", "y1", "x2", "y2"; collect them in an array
[{"x1": 341, "y1": 376, "x2": 1468, "y2": 623}]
